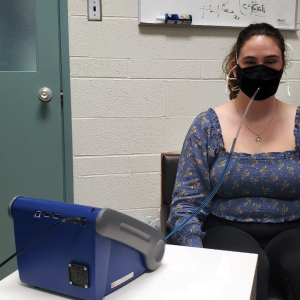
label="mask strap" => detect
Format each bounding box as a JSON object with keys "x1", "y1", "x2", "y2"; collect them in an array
[
  {"x1": 232, "y1": 85, "x2": 240, "y2": 92},
  {"x1": 283, "y1": 43, "x2": 292, "y2": 96},
  {"x1": 285, "y1": 42, "x2": 293, "y2": 61},
  {"x1": 283, "y1": 70, "x2": 291, "y2": 96},
  {"x1": 226, "y1": 65, "x2": 237, "y2": 93}
]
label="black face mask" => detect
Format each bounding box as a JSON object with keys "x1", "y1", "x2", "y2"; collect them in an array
[{"x1": 236, "y1": 64, "x2": 283, "y2": 101}]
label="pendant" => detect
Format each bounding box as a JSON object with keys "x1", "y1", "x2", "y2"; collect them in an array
[{"x1": 256, "y1": 136, "x2": 262, "y2": 142}]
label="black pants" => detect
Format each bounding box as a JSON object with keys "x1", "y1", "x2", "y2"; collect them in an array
[{"x1": 202, "y1": 215, "x2": 300, "y2": 300}]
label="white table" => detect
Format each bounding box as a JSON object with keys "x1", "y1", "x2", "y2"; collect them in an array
[{"x1": 0, "y1": 245, "x2": 257, "y2": 300}]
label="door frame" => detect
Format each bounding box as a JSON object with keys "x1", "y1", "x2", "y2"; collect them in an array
[
  {"x1": 0, "y1": 0, "x2": 73, "y2": 281},
  {"x1": 59, "y1": 0, "x2": 73, "y2": 203}
]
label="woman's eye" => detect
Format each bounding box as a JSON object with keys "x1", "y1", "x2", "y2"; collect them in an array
[
  {"x1": 245, "y1": 61, "x2": 255, "y2": 65},
  {"x1": 265, "y1": 60, "x2": 276, "y2": 64}
]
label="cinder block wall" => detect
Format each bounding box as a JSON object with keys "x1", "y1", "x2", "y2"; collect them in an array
[{"x1": 68, "y1": 0, "x2": 300, "y2": 220}]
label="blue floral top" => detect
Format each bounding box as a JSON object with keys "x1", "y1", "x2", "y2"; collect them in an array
[{"x1": 167, "y1": 108, "x2": 300, "y2": 247}]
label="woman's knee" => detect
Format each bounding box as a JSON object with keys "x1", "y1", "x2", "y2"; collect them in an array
[
  {"x1": 204, "y1": 225, "x2": 264, "y2": 253},
  {"x1": 265, "y1": 228, "x2": 300, "y2": 299},
  {"x1": 203, "y1": 226, "x2": 269, "y2": 273},
  {"x1": 203, "y1": 226, "x2": 269, "y2": 300},
  {"x1": 265, "y1": 228, "x2": 300, "y2": 260}
]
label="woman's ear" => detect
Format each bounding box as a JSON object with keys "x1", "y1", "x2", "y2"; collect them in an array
[{"x1": 230, "y1": 60, "x2": 237, "y2": 78}]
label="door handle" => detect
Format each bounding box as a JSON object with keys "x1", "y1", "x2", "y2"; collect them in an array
[{"x1": 38, "y1": 87, "x2": 52, "y2": 102}]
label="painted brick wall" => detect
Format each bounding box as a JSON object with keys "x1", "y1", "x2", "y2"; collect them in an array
[{"x1": 68, "y1": 0, "x2": 300, "y2": 220}]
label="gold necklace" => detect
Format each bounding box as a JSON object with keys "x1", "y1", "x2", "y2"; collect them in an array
[{"x1": 235, "y1": 99, "x2": 278, "y2": 142}]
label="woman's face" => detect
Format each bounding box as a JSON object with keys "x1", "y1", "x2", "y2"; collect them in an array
[{"x1": 237, "y1": 35, "x2": 284, "y2": 71}]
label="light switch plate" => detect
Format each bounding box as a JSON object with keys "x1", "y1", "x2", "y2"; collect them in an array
[{"x1": 88, "y1": 0, "x2": 101, "y2": 21}]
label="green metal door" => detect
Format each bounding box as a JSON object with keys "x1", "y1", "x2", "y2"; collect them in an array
[{"x1": 0, "y1": 0, "x2": 68, "y2": 280}]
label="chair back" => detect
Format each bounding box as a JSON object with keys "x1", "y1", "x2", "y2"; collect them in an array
[{"x1": 160, "y1": 153, "x2": 180, "y2": 238}]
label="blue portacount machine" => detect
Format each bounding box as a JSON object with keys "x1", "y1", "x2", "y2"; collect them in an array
[{"x1": 8, "y1": 196, "x2": 165, "y2": 300}]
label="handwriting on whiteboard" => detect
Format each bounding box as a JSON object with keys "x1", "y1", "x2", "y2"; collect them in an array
[{"x1": 198, "y1": 0, "x2": 267, "y2": 21}]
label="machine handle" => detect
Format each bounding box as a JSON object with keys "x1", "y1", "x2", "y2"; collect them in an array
[{"x1": 96, "y1": 208, "x2": 165, "y2": 271}]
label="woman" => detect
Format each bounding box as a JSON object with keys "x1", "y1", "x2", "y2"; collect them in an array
[{"x1": 167, "y1": 23, "x2": 300, "y2": 300}]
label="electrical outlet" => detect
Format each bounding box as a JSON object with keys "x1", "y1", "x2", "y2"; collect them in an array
[{"x1": 88, "y1": 0, "x2": 101, "y2": 21}]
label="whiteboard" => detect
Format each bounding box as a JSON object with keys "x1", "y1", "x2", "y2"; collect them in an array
[{"x1": 139, "y1": 0, "x2": 298, "y2": 30}]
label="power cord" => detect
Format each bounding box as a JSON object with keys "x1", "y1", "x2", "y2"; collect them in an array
[{"x1": 0, "y1": 217, "x2": 86, "y2": 268}]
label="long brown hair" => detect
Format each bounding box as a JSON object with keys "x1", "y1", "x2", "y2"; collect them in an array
[{"x1": 223, "y1": 23, "x2": 286, "y2": 100}]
